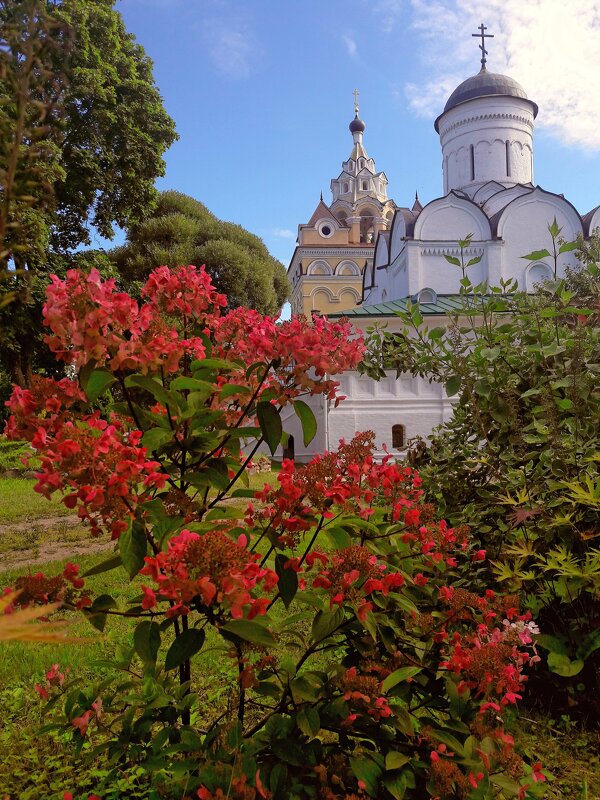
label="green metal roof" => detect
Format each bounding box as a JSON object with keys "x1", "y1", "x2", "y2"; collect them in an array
[{"x1": 330, "y1": 294, "x2": 484, "y2": 317}]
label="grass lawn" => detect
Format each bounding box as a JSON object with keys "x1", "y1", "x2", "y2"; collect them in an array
[
  {"x1": 0, "y1": 469, "x2": 280, "y2": 563},
  {"x1": 0, "y1": 477, "x2": 73, "y2": 523}
]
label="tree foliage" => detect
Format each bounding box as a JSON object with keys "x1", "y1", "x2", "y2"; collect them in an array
[
  {"x1": 111, "y1": 190, "x2": 289, "y2": 314},
  {"x1": 0, "y1": 0, "x2": 176, "y2": 384},
  {"x1": 363, "y1": 229, "x2": 600, "y2": 720}
]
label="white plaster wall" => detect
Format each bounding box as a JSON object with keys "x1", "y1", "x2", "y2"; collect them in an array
[
  {"x1": 326, "y1": 371, "x2": 454, "y2": 460},
  {"x1": 414, "y1": 197, "x2": 491, "y2": 241},
  {"x1": 438, "y1": 96, "x2": 535, "y2": 194},
  {"x1": 496, "y1": 189, "x2": 583, "y2": 286}
]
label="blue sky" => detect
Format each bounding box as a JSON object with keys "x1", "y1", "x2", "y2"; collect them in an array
[{"x1": 113, "y1": 0, "x2": 600, "y2": 269}]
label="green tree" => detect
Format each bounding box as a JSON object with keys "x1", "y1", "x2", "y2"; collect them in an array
[
  {"x1": 112, "y1": 190, "x2": 289, "y2": 314},
  {"x1": 0, "y1": 0, "x2": 177, "y2": 384}
]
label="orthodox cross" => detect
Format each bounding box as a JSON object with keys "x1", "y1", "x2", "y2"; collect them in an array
[
  {"x1": 353, "y1": 88, "x2": 360, "y2": 115},
  {"x1": 472, "y1": 23, "x2": 493, "y2": 71}
]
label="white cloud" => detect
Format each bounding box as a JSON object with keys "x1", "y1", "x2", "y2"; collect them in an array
[
  {"x1": 406, "y1": 0, "x2": 600, "y2": 149},
  {"x1": 203, "y1": 18, "x2": 262, "y2": 80},
  {"x1": 341, "y1": 33, "x2": 358, "y2": 58},
  {"x1": 369, "y1": 0, "x2": 403, "y2": 33},
  {"x1": 271, "y1": 228, "x2": 296, "y2": 239}
]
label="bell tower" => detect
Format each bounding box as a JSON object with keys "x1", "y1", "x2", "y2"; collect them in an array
[{"x1": 288, "y1": 94, "x2": 396, "y2": 317}]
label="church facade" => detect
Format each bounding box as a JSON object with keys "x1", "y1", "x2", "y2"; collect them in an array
[{"x1": 283, "y1": 53, "x2": 599, "y2": 462}]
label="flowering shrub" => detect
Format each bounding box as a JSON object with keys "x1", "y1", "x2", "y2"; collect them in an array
[{"x1": 4, "y1": 265, "x2": 547, "y2": 799}]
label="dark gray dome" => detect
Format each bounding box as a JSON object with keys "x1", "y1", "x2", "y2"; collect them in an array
[
  {"x1": 349, "y1": 114, "x2": 365, "y2": 133},
  {"x1": 434, "y1": 70, "x2": 538, "y2": 131}
]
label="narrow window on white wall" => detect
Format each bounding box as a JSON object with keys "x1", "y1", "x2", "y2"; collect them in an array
[
  {"x1": 470, "y1": 145, "x2": 475, "y2": 181},
  {"x1": 506, "y1": 141, "x2": 511, "y2": 177},
  {"x1": 392, "y1": 424, "x2": 405, "y2": 449}
]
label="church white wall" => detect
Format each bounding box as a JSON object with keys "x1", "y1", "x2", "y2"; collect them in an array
[
  {"x1": 414, "y1": 196, "x2": 491, "y2": 241},
  {"x1": 326, "y1": 371, "x2": 454, "y2": 460},
  {"x1": 438, "y1": 96, "x2": 535, "y2": 194},
  {"x1": 496, "y1": 189, "x2": 583, "y2": 286}
]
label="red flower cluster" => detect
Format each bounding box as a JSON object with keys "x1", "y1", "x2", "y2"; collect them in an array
[
  {"x1": 7, "y1": 396, "x2": 166, "y2": 537},
  {"x1": 35, "y1": 663, "x2": 67, "y2": 700},
  {"x1": 140, "y1": 529, "x2": 278, "y2": 619},
  {"x1": 197, "y1": 771, "x2": 269, "y2": 800},
  {"x1": 339, "y1": 666, "x2": 392, "y2": 726},
  {"x1": 41, "y1": 265, "x2": 364, "y2": 401},
  {"x1": 439, "y1": 589, "x2": 540, "y2": 710},
  {"x1": 4, "y1": 375, "x2": 85, "y2": 442},
  {"x1": 305, "y1": 546, "x2": 404, "y2": 619},
  {"x1": 250, "y1": 432, "x2": 425, "y2": 544},
  {"x1": 43, "y1": 266, "x2": 225, "y2": 374},
  {"x1": 213, "y1": 308, "x2": 364, "y2": 403},
  {"x1": 4, "y1": 562, "x2": 90, "y2": 612}
]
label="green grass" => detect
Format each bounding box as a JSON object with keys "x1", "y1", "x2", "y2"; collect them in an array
[
  {"x1": 0, "y1": 477, "x2": 73, "y2": 523},
  {"x1": 0, "y1": 469, "x2": 281, "y2": 561}
]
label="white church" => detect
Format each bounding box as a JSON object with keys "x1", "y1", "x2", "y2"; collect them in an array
[{"x1": 283, "y1": 29, "x2": 599, "y2": 461}]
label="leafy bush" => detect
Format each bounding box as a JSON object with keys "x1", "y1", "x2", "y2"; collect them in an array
[
  {"x1": 363, "y1": 230, "x2": 600, "y2": 720},
  {"x1": 4, "y1": 265, "x2": 548, "y2": 799}
]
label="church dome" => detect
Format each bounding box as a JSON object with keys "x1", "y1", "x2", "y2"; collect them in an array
[
  {"x1": 435, "y1": 69, "x2": 538, "y2": 131},
  {"x1": 349, "y1": 114, "x2": 366, "y2": 133}
]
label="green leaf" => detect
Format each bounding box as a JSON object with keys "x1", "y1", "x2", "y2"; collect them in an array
[
  {"x1": 134, "y1": 620, "x2": 161, "y2": 667},
  {"x1": 221, "y1": 619, "x2": 276, "y2": 646},
  {"x1": 466, "y1": 255, "x2": 482, "y2": 267},
  {"x1": 256, "y1": 400, "x2": 282, "y2": 455},
  {"x1": 193, "y1": 357, "x2": 236, "y2": 372},
  {"x1": 555, "y1": 397, "x2": 573, "y2": 410},
  {"x1": 547, "y1": 652, "x2": 584, "y2": 677},
  {"x1": 81, "y1": 554, "x2": 122, "y2": 578},
  {"x1": 385, "y1": 751, "x2": 410, "y2": 771},
  {"x1": 548, "y1": 217, "x2": 561, "y2": 238},
  {"x1": 164, "y1": 628, "x2": 206, "y2": 670},
  {"x1": 444, "y1": 255, "x2": 461, "y2": 266},
  {"x1": 83, "y1": 368, "x2": 116, "y2": 403},
  {"x1": 141, "y1": 428, "x2": 173, "y2": 451},
  {"x1": 490, "y1": 395, "x2": 509, "y2": 423},
  {"x1": 428, "y1": 327, "x2": 445, "y2": 340},
  {"x1": 85, "y1": 594, "x2": 117, "y2": 632},
  {"x1": 325, "y1": 525, "x2": 352, "y2": 549},
  {"x1": 521, "y1": 249, "x2": 551, "y2": 261},
  {"x1": 293, "y1": 399, "x2": 317, "y2": 447},
  {"x1": 311, "y1": 606, "x2": 345, "y2": 643},
  {"x1": 170, "y1": 376, "x2": 215, "y2": 393},
  {"x1": 296, "y1": 707, "x2": 320, "y2": 738},
  {"x1": 384, "y1": 772, "x2": 412, "y2": 799},
  {"x1": 219, "y1": 383, "x2": 253, "y2": 398},
  {"x1": 474, "y1": 378, "x2": 491, "y2": 398},
  {"x1": 558, "y1": 240, "x2": 578, "y2": 254},
  {"x1": 381, "y1": 666, "x2": 422, "y2": 692},
  {"x1": 577, "y1": 629, "x2": 600, "y2": 662},
  {"x1": 445, "y1": 375, "x2": 461, "y2": 397},
  {"x1": 119, "y1": 520, "x2": 147, "y2": 579},
  {"x1": 275, "y1": 553, "x2": 298, "y2": 609},
  {"x1": 350, "y1": 756, "x2": 382, "y2": 797},
  {"x1": 125, "y1": 374, "x2": 181, "y2": 411}
]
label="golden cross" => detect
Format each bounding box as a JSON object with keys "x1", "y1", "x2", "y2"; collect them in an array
[{"x1": 353, "y1": 88, "x2": 360, "y2": 114}]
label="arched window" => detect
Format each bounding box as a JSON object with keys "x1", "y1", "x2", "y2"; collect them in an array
[
  {"x1": 392, "y1": 424, "x2": 405, "y2": 449},
  {"x1": 343, "y1": 182, "x2": 349, "y2": 193},
  {"x1": 526, "y1": 262, "x2": 553, "y2": 290},
  {"x1": 282, "y1": 434, "x2": 295, "y2": 462},
  {"x1": 362, "y1": 180, "x2": 368, "y2": 190}
]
